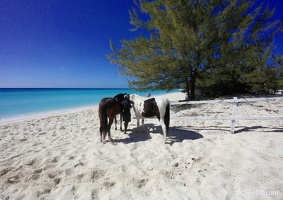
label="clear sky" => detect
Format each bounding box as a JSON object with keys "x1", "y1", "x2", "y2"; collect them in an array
[{"x1": 0, "y1": 0, "x2": 282, "y2": 88}]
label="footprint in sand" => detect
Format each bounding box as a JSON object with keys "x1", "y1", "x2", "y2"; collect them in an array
[
  {"x1": 91, "y1": 169, "x2": 105, "y2": 182},
  {"x1": 64, "y1": 168, "x2": 74, "y2": 176},
  {"x1": 91, "y1": 189, "x2": 98, "y2": 200},
  {"x1": 76, "y1": 174, "x2": 84, "y2": 181},
  {"x1": 48, "y1": 173, "x2": 56, "y2": 178},
  {"x1": 28, "y1": 174, "x2": 39, "y2": 180},
  {"x1": 0, "y1": 168, "x2": 12, "y2": 176},
  {"x1": 130, "y1": 178, "x2": 148, "y2": 188},
  {"x1": 19, "y1": 138, "x2": 27, "y2": 142},
  {"x1": 74, "y1": 160, "x2": 84, "y2": 167},
  {"x1": 25, "y1": 159, "x2": 36, "y2": 166},
  {"x1": 34, "y1": 169, "x2": 43, "y2": 174},
  {"x1": 47, "y1": 172, "x2": 61, "y2": 185},
  {"x1": 104, "y1": 182, "x2": 115, "y2": 189},
  {"x1": 54, "y1": 178, "x2": 61, "y2": 185},
  {"x1": 25, "y1": 168, "x2": 43, "y2": 181},
  {"x1": 37, "y1": 188, "x2": 51, "y2": 197},
  {"x1": 7, "y1": 175, "x2": 20, "y2": 183},
  {"x1": 51, "y1": 156, "x2": 59, "y2": 163}
]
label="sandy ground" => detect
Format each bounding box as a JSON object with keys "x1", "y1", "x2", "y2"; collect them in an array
[{"x1": 0, "y1": 92, "x2": 282, "y2": 200}]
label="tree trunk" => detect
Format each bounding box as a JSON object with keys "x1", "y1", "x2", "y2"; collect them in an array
[
  {"x1": 185, "y1": 77, "x2": 190, "y2": 100},
  {"x1": 190, "y1": 74, "x2": 196, "y2": 100},
  {"x1": 185, "y1": 75, "x2": 196, "y2": 100}
]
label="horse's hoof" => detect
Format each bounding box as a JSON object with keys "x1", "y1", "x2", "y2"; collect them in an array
[
  {"x1": 110, "y1": 140, "x2": 117, "y2": 145},
  {"x1": 109, "y1": 139, "x2": 117, "y2": 145}
]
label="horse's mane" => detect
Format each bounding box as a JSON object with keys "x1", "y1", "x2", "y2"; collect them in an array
[{"x1": 114, "y1": 93, "x2": 126, "y2": 102}]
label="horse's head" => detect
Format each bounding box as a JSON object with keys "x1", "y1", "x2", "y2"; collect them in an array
[{"x1": 114, "y1": 93, "x2": 127, "y2": 102}]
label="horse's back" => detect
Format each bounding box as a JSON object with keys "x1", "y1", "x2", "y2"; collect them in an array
[
  {"x1": 99, "y1": 97, "x2": 112, "y2": 110},
  {"x1": 104, "y1": 98, "x2": 123, "y2": 117}
]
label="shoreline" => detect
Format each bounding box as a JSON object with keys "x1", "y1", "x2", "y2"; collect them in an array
[
  {"x1": 0, "y1": 105, "x2": 99, "y2": 125},
  {"x1": 0, "y1": 92, "x2": 185, "y2": 125}
]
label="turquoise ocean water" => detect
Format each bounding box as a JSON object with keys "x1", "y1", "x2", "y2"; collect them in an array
[{"x1": 0, "y1": 88, "x2": 178, "y2": 122}]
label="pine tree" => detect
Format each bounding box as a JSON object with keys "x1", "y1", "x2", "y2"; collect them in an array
[{"x1": 108, "y1": 0, "x2": 282, "y2": 99}]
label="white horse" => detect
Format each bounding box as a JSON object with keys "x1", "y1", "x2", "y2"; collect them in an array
[{"x1": 129, "y1": 94, "x2": 170, "y2": 143}]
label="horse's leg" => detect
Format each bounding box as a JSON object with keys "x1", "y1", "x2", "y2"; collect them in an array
[
  {"x1": 99, "y1": 116, "x2": 106, "y2": 143},
  {"x1": 159, "y1": 119, "x2": 167, "y2": 144},
  {"x1": 163, "y1": 102, "x2": 170, "y2": 144},
  {"x1": 136, "y1": 116, "x2": 140, "y2": 132},
  {"x1": 114, "y1": 116, "x2": 117, "y2": 130},
  {"x1": 120, "y1": 114, "x2": 123, "y2": 131},
  {"x1": 103, "y1": 133, "x2": 107, "y2": 143},
  {"x1": 101, "y1": 117, "x2": 108, "y2": 143},
  {"x1": 103, "y1": 120, "x2": 107, "y2": 143},
  {"x1": 108, "y1": 117, "x2": 115, "y2": 143},
  {"x1": 100, "y1": 126, "x2": 103, "y2": 142},
  {"x1": 102, "y1": 129, "x2": 107, "y2": 144},
  {"x1": 142, "y1": 117, "x2": 145, "y2": 132}
]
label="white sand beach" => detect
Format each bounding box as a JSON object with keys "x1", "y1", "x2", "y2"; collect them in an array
[{"x1": 0, "y1": 92, "x2": 282, "y2": 200}]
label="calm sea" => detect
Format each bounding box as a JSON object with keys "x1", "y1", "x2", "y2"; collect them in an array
[{"x1": 0, "y1": 88, "x2": 177, "y2": 122}]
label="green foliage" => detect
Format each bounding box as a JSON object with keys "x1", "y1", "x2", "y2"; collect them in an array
[
  {"x1": 244, "y1": 54, "x2": 279, "y2": 94},
  {"x1": 108, "y1": 0, "x2": 283, "y2": 99}
]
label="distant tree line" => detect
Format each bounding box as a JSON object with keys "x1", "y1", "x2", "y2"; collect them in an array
[{"x1": 108, "y1": 0, "x2": 283, "y2": 99}]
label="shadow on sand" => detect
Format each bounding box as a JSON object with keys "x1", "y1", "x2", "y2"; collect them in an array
[
  {"x1": 235, "y1": 126, "x2": 283, "y2": 134},
  {"x1": 114, "y1": 123, "x2": 203, "y2": 144},
  {"x1": 180, "y1": 125, "x2": 283, "y2": 134}
]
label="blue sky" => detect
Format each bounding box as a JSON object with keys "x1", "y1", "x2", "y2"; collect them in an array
[{"x1": 0, "y1": 0, "x2": 282, "y2": 88}]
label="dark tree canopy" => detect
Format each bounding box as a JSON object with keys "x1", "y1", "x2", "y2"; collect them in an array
[{"x1": 108, "y1": 0, "x2": 283, "y2": 99}]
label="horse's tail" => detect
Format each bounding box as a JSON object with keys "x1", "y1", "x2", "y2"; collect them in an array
[
  {"x1": 164, "y1": 101, "x2": 170, "y2": 132},
  {"x1": 100, "y1": 101, "x2": 108, "y2": 138}
]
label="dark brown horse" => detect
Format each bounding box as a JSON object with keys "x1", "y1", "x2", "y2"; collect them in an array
[{"x1": 98, "y1": 93, "x2": 126, "y2": 143}]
